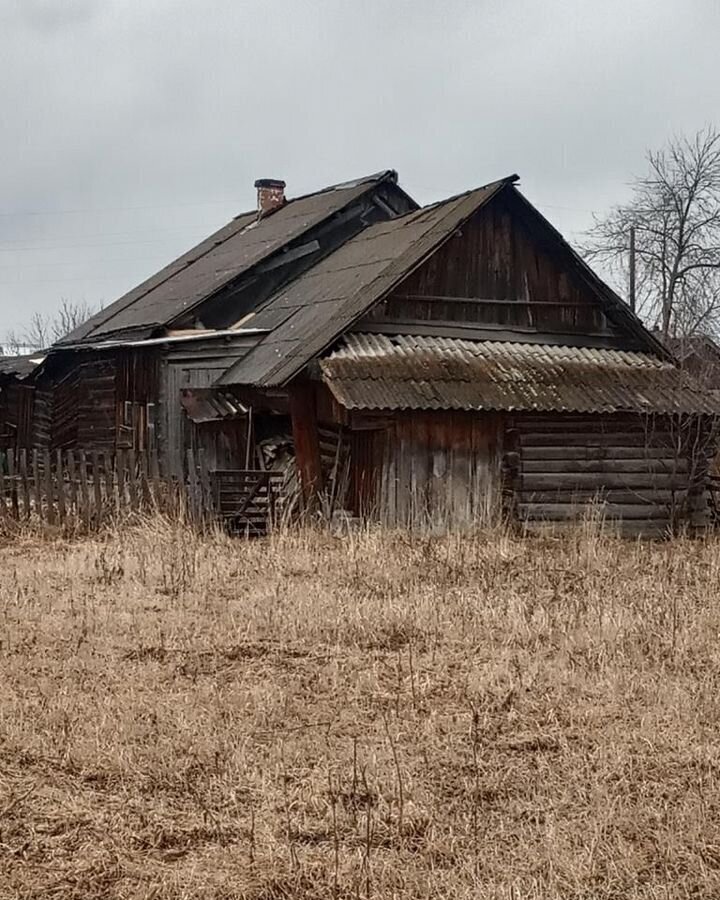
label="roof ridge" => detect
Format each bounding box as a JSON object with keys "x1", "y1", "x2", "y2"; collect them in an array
[{"x1": 229, "y1": 169, "x2": 399, "y2": 221}]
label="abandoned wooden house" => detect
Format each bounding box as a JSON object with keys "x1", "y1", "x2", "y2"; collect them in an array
[{"x1": 10, "y1": 170, "x2": 720, "y2": 534}]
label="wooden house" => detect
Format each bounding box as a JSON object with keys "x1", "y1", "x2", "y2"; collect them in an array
[
  {"x1": 26, "y1": 171, "x2": 416, "y2": 472},
  {"x1": 23, "y1": 171, "x2": 720, "y2": 535}
]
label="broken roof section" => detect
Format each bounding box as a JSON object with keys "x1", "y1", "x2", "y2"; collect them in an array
[
  {"x1": 321, "y1": 333, "x2": 720, "y2": 415},
  {"x1": 218, "y1": 175, "x2": 668, "y2": 389},
  {"x1": 217, "y1": 177, "x2": 515, "y2": 388},
  {"x1": 60, "y1": 170, "x2": 410, "y2": 346},
  {"x1": 0, "y1": 353, "x2": 46, "y2": 381}
]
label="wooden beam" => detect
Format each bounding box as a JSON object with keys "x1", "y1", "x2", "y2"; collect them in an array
[
  {"x1": 393, "y1": 293, "x2": 606, "y2": 307},
  {"x1": 289, "y1": 382, "x2": 324, "y2": 504},
  {"x1": 355, "y1": 321, "x2": 624, "y2": 348}
]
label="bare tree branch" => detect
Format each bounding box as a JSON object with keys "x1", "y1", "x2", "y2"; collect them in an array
[
  {"x1": 2, "y1": 299, "x2": 97, "y2": 355},
  {"x1": 583, "y1": 126, "x2": 720, "y2": 339}
]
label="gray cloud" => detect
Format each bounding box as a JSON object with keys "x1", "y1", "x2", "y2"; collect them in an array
[
  {"x1": 7, "y1": 0, "x2": 100, "y2": 34},
  {"x1": 1, "y1": 0, "x2": 719, "y2": 336}
]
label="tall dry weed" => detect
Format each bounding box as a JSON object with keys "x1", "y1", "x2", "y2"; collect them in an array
[{"x1": 1, "y1": 519, "x2": 720, "y2": 897}]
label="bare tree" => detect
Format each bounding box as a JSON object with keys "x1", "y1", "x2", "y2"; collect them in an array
[
  {"x1": 583, "y1": 126, "x2": 720, "y2": 339},
  {"x1": 3, "y1": 299, "x2": 96, "y2": 354}
]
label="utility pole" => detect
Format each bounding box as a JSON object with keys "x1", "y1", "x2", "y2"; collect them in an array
[{"x1": 629, "y1": 225, "x2": 636, "y2": 313}]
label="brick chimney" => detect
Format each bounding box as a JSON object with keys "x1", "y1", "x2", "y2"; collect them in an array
[{"x1": 254, "y1": 178, "x2": 286, "y2": 217}]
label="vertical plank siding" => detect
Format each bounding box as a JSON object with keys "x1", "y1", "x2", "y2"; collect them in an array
[{"x1": 354, "y1": 410, "x2": 503, "y2": 528}]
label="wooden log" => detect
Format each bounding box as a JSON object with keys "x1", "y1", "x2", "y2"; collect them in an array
[
  {"x1": 521, "y1": 446, "x2": 685, "y2": 461},
  {"x1": 519, "y1": 502, "x2": 677, "y2": 521},
  {"x1": 519, "y1": 488, "x2": 689, "y2": 504},
  {"x1": 519, "y1": 432, "x2": 673, "y2": 448},
  {"x1": 55, "y1": 450, "x2": 66, "y2": 522},
  {"x1": 521, "y1": 519, "x2": 671, "y2": 539},
  {"x1": 521, "y1": 473, "x2": 690, "y2": 491},
  {"x1": 522, "y1": 458, "x2": 689, "y2": 475}
]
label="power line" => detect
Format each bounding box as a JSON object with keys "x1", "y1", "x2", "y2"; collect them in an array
[
  {"x1": 0, "y1": 256, "x2": 165, "y2": 270},
  {"x1": 0, "y1": 222, "x2": 224, "y2": 247},
  {"x1": 0, "y1": 198, "x2": 238, "y2": 218},
  {"x1": 0, "y1": 235, "x2": 213, "y2": 253},
  {"x1": 0, "y1": 274, "x2": 134, "y2": 285}
]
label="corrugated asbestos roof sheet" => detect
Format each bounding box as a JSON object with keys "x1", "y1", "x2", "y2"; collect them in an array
[
  {"x1": 60, "y1": 171, "x2": 399, "y2": 345},
  {"x1": 218, "y1": 177, "x2": 515, "y2": 388},
  {"x1": 320, "y1": 333, "x2": 720, "y2": 415}
]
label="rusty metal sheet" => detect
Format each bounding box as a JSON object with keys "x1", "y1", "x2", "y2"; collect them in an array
[{"x1": 319, "y1": 333, "x2": 720, "y2": 416}]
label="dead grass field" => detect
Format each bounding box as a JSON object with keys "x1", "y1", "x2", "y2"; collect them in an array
[{"x1": 2, "y1": 519, "x2": 720, "y2": 898}]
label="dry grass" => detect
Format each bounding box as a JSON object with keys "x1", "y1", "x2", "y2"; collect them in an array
[{"x1": 2, "y1": 518, "x2": 720, "y2": 898}]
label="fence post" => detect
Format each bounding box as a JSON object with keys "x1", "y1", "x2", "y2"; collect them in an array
[
  {"x1": 139, "y1": 450, "x2": 151, "y2": 510},
  {"x1": 55, "y1": 450, "x2": 66, "y2": 523},
  {"x1": 90, "y1": 452, "x2": 102, "y2": 524},
  {"x1": 127, "y1": 449, "x2": 138, "y2": 510},
  {"x1": 150, "y1": 450, "x2": 161, "y2": 511},
  {"x1": 198, "y1": 448, "x2": 212, "y2": 526},
  {"x1": 20, "y1": 449, "x2": 30, "y2": 519},
  {"x1": 0, "y1": 453, "x2": 7, "y2": 520},
  {"x1": 66, "y1": 450, "x2": 78, "y2": 521},
  {"x1": 117, "y1": 449, "x2": 127, "y2": 512},
  {"x1": 187, "y1": 448, "x2": 198, "y2": 523},
  {"x1": 78, "y1": 450, "x2": 90, "y2": 528},
  {"x1": 31, "y1": 449, "x2": 41, "y2": 521},
  {"x1": 43, "y1": 449, "x2": 55, "y2": 525},
  {"x1": 7, "y1": 449, "x2": 18, "y2": 519}
]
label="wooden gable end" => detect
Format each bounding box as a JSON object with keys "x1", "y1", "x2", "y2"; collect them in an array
[{"x1": 355, "y1": 188, "x2": 641, "y2": 350}]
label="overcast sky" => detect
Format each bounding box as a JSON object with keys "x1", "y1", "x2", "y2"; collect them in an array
[{"x1": 1, "y1": 0, "x2": 719, "y2": 339}]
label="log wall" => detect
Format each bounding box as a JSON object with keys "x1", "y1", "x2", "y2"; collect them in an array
[{"x1": 511, "y1": 412, "x2": 712, "y2": 536}]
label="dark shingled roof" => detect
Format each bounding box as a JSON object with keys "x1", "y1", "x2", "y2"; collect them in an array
[
  {"x1": 217, "y1": 177, "x2": 515, "y2": 387},
  {"x1": 60, "y1": 170, "x2": 402, "y2": 345},
  {"x1": 218, "y1": 176, "x2": 668, "y2": 389}
]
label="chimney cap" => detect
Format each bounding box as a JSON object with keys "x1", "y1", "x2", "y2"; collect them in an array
[{"x1": 254, "y1": 178, "x2": 286, "y2": 190}]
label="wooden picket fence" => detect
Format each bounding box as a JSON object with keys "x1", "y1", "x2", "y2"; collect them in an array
[{"x1": 0, "y1": 448, "x2": 217, "y2": 529}]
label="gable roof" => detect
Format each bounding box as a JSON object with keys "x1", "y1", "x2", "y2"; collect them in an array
[
  {"x1": 217, "y1": 177, "x2": 514, "y2": 387},
  {"x1": 218, "y1": 176, "x2": 668, "y2": 389},
  {"x1": 59, "y1": 170, "x2": 407, "y2": 346}
]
